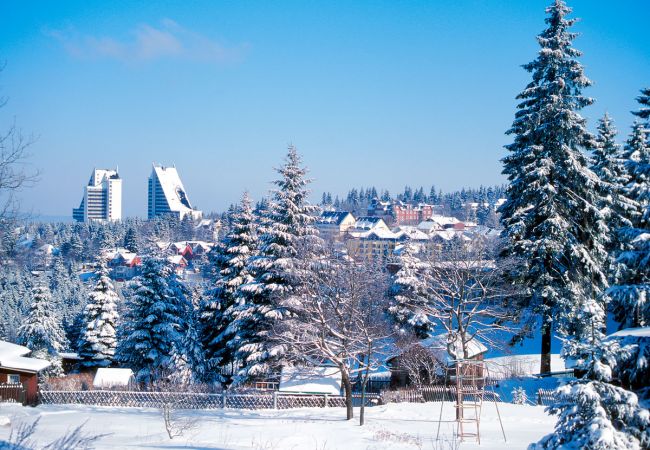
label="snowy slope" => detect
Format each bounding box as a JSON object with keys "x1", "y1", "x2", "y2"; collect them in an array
[{"x1": 0, "y1": 402, "x2": 556, "y2": 450}]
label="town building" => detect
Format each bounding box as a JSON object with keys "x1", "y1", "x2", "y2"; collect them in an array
[
  {"x1": 148, "y1": 164, "x2": 203, "y2": 220},
  {"x1": 316, "y1": 211, "x2": 356, "y2": 241},
  {"x1": 367, "y1": 199, "x2": 434, "y2": 226},
  {"x1": 72, "y1": 168, "x2": 122, "y2": 222}
]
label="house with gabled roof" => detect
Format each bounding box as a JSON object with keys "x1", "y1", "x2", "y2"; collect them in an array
[{"x1": 0, "y1": 340, "x2": 51, "y2": 405}]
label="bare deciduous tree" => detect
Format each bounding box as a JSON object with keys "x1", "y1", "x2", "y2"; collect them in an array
[
  {"x1": 0, "y1": 64, "x2": 38, "y2": 244},
  {"x1": 276, "y1": 250, "x2": 393, "y2": 424},
  {"x1": 396, "y1": 237, "x2": 518, "y2": 361}
]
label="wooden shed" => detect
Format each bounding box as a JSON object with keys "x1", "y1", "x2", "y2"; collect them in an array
[{"x1": 0, "y1": 340, "x2": 51, "y2": 405}]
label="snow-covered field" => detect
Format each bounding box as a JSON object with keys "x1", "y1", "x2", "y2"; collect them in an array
[{"x1": 0, "y1": 401, "x2": 555, "y2": 449}]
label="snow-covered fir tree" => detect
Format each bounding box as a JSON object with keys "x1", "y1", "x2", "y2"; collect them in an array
[
  {"x1": 234, "y1": 146, "x2": 323, "y2": 382},
  {"x1": 77, "y1": 263, "x2": 119, "y2": 368},
  {"x1": 633, "y1": 88, "x2": 650, "y2": 124},
  {"x1": 199, "y1": 191, "x2": 258, "y2": 384},
  {"x1": 609, "y1": 121, "x2": 650, "y2": 328},
  {"x1": 388, "y1": 242, "x2": 433, "y2": 338},
  {"x1": 531, "y1": 290, "x2": 650, "y2": 449},
  {"x1": 170, "y1": 289, "x2": 206, "y2": 385},
  {"x1": 116, "y1": 257, "x2": 190, "y2": 385},
  {"x1": 123, "y1": 226, "x2": 139, "y2": 253},
  {"x1": 498, "y1": 0, "x2": 608, "y2": 374},
  {"x1": 18, "y1": 283, "x2": 67, "y2": 377}
]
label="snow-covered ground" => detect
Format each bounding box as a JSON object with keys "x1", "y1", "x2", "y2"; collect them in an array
[{"x1": 0, "y1": 401, "x2": 556, "y2": 449}]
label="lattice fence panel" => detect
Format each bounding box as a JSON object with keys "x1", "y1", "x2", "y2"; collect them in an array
[
  {"x1": 536, "y1": 388, "x2": 556, "y2": 406},
  {"x1": 223, "y1": 394, "x2": 274, "y2": 410},
  {"x1": 40, "y1": 390, "x2": 381, "y2": 410}
]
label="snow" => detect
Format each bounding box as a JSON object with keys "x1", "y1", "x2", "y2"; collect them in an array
[
  {"x1": 0, "y1": 356, "x2": 51, "y2": 373},
  {"x1": 608, "y1": 327, "x2": 650, "y2": 338},
  {"x1": 93, "y1": 368, "x2": 134, "y2": 389},
  {"x1": 485, "y1": 354, "x2": 568, "y2": 378},
  {"x1": 0, "y1": 340, "x2": 51, "y2": 373},
  {"x1": 279, "y1": 366, "x2": 342, "y2": 395},
  {"x1": 0, "y1": 402, "x2": 556, "y2": 449},
  {"x1": 0, "y1": 341, "x2": 31, "y2": 359}
]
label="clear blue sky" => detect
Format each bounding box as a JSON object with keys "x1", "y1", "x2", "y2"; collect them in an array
[{"x1": 1, "y1": 0, "x2": 648, "y2": 218}]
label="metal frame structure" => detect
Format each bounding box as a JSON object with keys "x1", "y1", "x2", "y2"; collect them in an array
[{"x1": 436, "y1": 359, "x2": 506, "y2": 444}]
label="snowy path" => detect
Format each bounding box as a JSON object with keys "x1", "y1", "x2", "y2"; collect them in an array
[{"x1": 0, "y1": 401, "x2": 555, "y2": 449}]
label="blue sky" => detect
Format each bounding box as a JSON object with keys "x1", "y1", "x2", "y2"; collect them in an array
[{"x1": 1, "y1": 0, "x2": 648, "y2": 218}]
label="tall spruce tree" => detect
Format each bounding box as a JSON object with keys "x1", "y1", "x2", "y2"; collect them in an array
[
  {"x1": 633, "y1": 88, "x2": 650, "y2": 124},
  {"x1": 116, "y1": 257, "x2": 189, "y2": 384},
  {"x1": 609, "y1": 121, "x2": 650, "y2": 328},
  {"x1": 388, "y1": 242, "x2": 433, "y2": 338},
  {"x1": 199, "y1": 191, "x2": 258, "y2": 384},
  {"x1": 77, "y1": 263, "x2": 119, "y2": 368},
  {"x1": 234, "y1": 146, "x2": 322, "y2": 382},
  {"x1": 18, "y1": 284, "x2": 67, "y2": 376},
  {"x1": 499, "y1": 0, "x2": 608, "y2": 374}
]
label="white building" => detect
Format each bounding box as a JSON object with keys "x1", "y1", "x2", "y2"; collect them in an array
[
  {"x1": 148, "y1": 164, "x2": 202, "y2": 220},
  {"x1": 72, "y1": 168, "x2": 122, "y2": 222}
]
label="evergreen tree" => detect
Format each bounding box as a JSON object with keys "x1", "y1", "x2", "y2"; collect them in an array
[
  {"x1": 388, "y1": 243, "x2": 432, "y2": 338},
  {"x1": 498, "y1": 0, "x2": 608, "y2": 374},
  {"x1": 123, "y1": 226, "x2": 139, "y2": 253},
  {"x1": 235, "y1": 146, "x2": 322, "y2": 381},
  {"x1": 532, "y1": 293, "x2": 650, "y2": 449},
  {"x1": 609, "y1": 122, "x2": 650, "y2": 328},
  {"x1": 199, "y1": 191, "x2": 258, "y2": 384},
  {"x1": 77, "y1": 264, "x2": 119, "y2": 368},
  {"x1": 116, "y1": 257, "x2": 189, "y2": 385},
  {"x1": 632, "y1": 87, "x2": 650, "y2": 124},
  {"x1": 18, "y1": 284, "x2": 67, "y2": 376}
]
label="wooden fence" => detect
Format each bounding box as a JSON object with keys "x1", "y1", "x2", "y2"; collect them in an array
[
  {"x1": 0, "y1": 383, "x2": 25, "y2": 404},
  {"x1": 39, "y1": 390, "x2": 380, "y2": 410},
  {"x1": 381, "y1": 385, "x2": 502, "y2": 404}
]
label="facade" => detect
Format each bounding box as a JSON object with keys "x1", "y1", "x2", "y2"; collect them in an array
[
  {"x1": 148, "y1": 165, "x2": 203, "y2": 220},
  {"x1": 367, "y1": 199, "x2": 434, "y2": 226},
  {"x1": 72, "y1": 168, "x2": 122, "y2": 222}
]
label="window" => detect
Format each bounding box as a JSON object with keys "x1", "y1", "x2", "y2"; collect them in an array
[{"x1": 7, "y1": 374, "x2": 20, "y2": 384}]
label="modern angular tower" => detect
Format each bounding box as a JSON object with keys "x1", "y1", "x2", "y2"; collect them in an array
[
  {"x1": 148, "y1": 164, "x2": 202, "y2": 220},
  {"x1": 72, "y1": 168, "x2": 122, "y2": 222}
]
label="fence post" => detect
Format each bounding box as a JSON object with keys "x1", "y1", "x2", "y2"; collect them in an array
[
  {"x1": 273, "y1": 391, "x2": 278, "y2": 410},
  {"x1": 323, "y1": 394, "x2": 328, "y2": 408},
  {"x1": 222, "y1": 391, "x2": 227, "y2": 409},
  {"x1": 537, "y1": 390, "x2": 542, "y2": 406}
]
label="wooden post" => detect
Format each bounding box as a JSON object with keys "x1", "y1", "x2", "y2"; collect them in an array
[
  {"x1": 324, "y1": 394, "x2": 328, "y2": 408},
  {"x1": 222, "y1": 391, "x2": 227, "y2": 409},
  {"x1": 273, "y1": 391, "x2": 278, "y2": 410}
]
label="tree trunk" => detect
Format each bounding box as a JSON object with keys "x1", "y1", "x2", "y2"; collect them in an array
[
  {"x1": 341, "y1": 369, "x2": 353, "y2": 420},
  {"x1": 540, "y1": 318, "x2": 552, "y2": 374}
]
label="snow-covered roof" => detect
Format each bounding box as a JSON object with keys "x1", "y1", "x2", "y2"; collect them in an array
[
  {"x1": 351, "y1": 216, "x2": 388, "y2": 231},
  {"x1": 0, "y1": 341, "x2": 31, "y2": 358},
  {"x1": 279, "y1": 366, "x2": 342, "y2": 395},
  {"x1": 93, "y1": 368, "x2": 134, "y2": 388},
  {"x1": 0, "y1": 340, "x2": 51, "y2": 373},
  {"x1": 422, "y1": 333, "x2": 488, "y2": 363},
  {"x1": 608, "y1": 327, "x2": 650, "y2": 338},
  {"x1": 167, "y1": 255, "x2": 187, "y2": 265},
  {"x1": 484, "y1": 354, "x2": 567, "y2": 378},
  {"x1": 393, "y1": 226, "x2": 430, "y2": 241},
  {"x1": 0, "y1": 355, "x2": 51, "y2": 373},
  {"x1": 317, "y1": 211, "x2": 353, "y2": 226}
]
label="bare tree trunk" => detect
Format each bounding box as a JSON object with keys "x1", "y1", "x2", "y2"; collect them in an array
[
  {"x1": 540, "y1": 318, "x2": 552, "y2": 374},
  {"x1": 341, "y1": 369, "x2": 353, "y2": 420},
  {"x1": 359, "y1": 352, "x2": 371, "y2": 426}
]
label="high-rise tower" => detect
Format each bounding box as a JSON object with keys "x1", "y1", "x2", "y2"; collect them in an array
[
  {"x1": 72, "y1": 168, "x2": 122, "y2": 222},
  {"x1": 148, "y1": 164, "x2": 202, "y2": 220}
]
